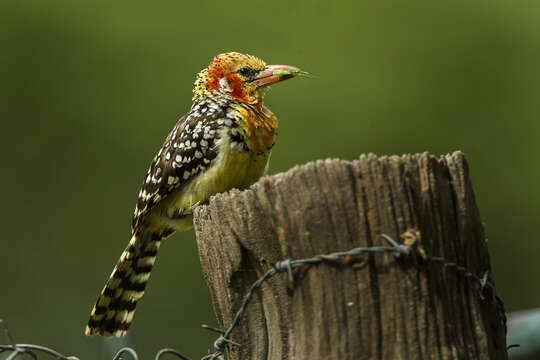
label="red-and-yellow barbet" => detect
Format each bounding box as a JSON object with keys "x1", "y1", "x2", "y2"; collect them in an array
[{"x1": 85, "y1": 52, "x2": 300, "y2": 337}]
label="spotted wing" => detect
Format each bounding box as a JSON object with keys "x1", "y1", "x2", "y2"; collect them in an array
[{"x1": 131, "y1": 108, "x2": 225, "y2": 232}]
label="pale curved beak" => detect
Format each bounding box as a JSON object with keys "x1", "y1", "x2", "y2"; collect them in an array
[{"x1": 253, "y1": 65, "x2": 301, "y2": 88}]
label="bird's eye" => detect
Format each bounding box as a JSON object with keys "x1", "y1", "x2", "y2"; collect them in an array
[{"x1": 237, "y1": 67, "x2": 257, "y2": 78}]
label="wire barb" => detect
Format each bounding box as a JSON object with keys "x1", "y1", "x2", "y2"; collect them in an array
[
  {"x1": 214, "y1": 335, "x2": 242, "y2": 350},
  {"x1": 380, "y1": 233, "x2": 412, "y2": 257},
  {"x1": 274, "y1": 258, "x2": 294, "y2": 282},
  {"x1": 201, "y1": 324, "x2": 225, "y2": 335}
]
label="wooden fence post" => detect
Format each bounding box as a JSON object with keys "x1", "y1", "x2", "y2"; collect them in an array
[{"x1": 193, "y1": 152, "x2": 507, "y2": 360}]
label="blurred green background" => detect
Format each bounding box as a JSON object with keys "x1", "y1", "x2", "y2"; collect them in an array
[{"x1": 1, "y1": 0, "x2": 539, "y2": 358}]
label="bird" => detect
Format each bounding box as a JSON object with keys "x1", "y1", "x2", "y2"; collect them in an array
[{"x1": 85, "y1": 52, "x2": 300, "y2": 337}]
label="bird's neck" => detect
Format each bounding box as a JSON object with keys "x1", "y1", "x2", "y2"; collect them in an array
[
  {"x1": 231, "y1": 102, "x2": 278, "y2": 154},
  {"x1": 192, "y1": 95, "x2": 277, "y2": 154}
]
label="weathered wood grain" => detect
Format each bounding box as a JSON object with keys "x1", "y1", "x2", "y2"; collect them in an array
[{"x1": 193, "y1": 152, "x2": 507, "y2": 360}]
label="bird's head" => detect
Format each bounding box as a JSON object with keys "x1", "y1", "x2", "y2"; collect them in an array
[{"x1": 193, "y1": 52, "x2": 300, "y2": 104}]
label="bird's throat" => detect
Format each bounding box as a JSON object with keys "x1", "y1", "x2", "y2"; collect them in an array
[{"x1": 233, "y1": 103, "x2": 278, "y2": 154}]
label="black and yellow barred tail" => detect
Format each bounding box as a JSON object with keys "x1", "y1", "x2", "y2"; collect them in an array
[{"x1": 85, "y1": 233, "x2": 161, "y2": 337}]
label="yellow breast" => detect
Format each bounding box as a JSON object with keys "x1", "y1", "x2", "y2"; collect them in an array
[{"x1": 149, "y1": 126, "x2": 273, "y2": 232}]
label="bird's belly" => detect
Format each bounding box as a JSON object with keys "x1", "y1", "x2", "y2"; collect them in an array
[
  {"x1": 186, "y1": 149, "x2": 270, "y2": 202},
  {"x1": 153, "y1": 148, "x2": 270, "y2": 232}
]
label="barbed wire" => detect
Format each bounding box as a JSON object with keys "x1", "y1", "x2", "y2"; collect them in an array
[{"x1": 1, "y1": 230, "x2": 504, "y2": 360}]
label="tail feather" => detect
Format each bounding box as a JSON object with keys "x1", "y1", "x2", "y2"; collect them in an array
[{"x1": 85, "y1": 234, "x2": 161, "y2": 337}]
